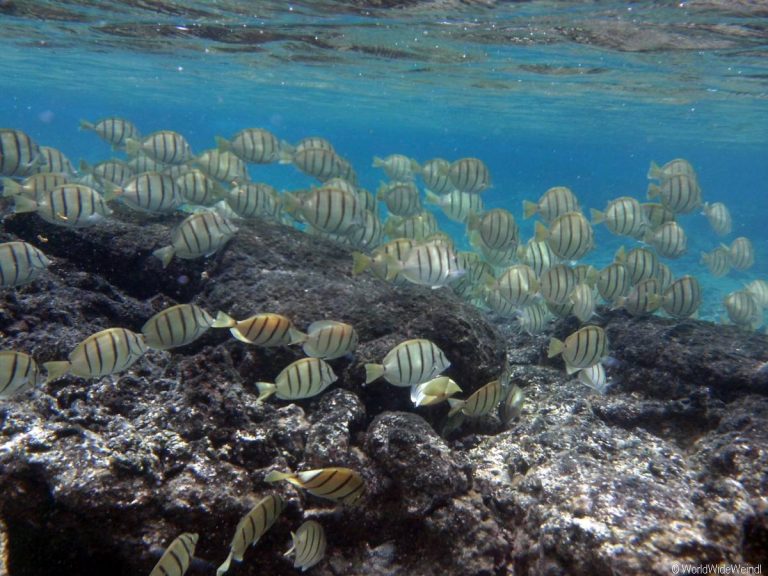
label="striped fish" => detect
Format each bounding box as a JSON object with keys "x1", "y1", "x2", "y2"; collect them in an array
[
  {"x1": 446, "y1": 157, "x2": 491, "y2": 194},
  {"x1": 125, "y1": 131, "x2": 192, "y2": 165},
  {"x1": 591, "y1": 196, "x2": 646, "y2": 239},
  {"x1": 256, "y1": 357, "x2": 337, "y2": 402},
  {"x1": 372, "y1": 154, "x2": 420, "y2": 181},
  {"x1": 648, "y1": 158, "x2": 696, "y2": 180},
  {"x1": 142, "y1": 304, "x2": 232, "y2": 350},
  {"x1": 289, "y1": 148, "x2": 345, "y2": 181},
  {"x1": 447, "y1": 378, "x2": 503, "y2": 417},
  {"x1": 700, "y1": 247, "x2": 731, "y2": 278},
  {"x1": 457, "y1": 252, "x2": 494, "y2": 285},
  {"x1": 365, "y1": 338, "x2": 450, "y2": 387},
  {"x1": 702, "y1": 202, "x2": 732, "y2": 237},
  {"x1": 377, "y1": 181, "x2": 422, "y2": 217},
  {"x1": 384, "y1": 212, "x2": 438, "y2": 240},
  {"x1": 617, "y1": 278, "x2": 663, "y2": 317},
  {"x1": 227, "y1": 313, "x2": 305, "y2": 347},
  {"x1": 153, "y1": 212, "x2": 238, "y2": 268},
  {"x1": 539, "y1": 264, "x2": 578, "y2": 304},
  {"x1": 516, "y1": 301, "x2": 552, "y2": 335},
  {"x1": 746, "y1": 279, "x2": 768, "y2": 309},
  {"x1": 216, "y1": 494, "x2": 285, "y2": 576},
  {"x1": 295, "y1": 137, "x2": 334, "y2": 153},
  {"x1": 724, "y1": 290, "x2": 763, "y2": 330},
  {"x1": 1, "y1": 172, "x2": 70, "y2": 200},
  {"x1": 216, "y1": 128, "x2": 282, "y2": 164},
  {"x1": 285, "y1": 520, "x2": 327, "y2": 572},
  {"x1": 121, "y1": 171, "x2": 180, "y2": 213},
  {"x1": 44, "y1": 328, "x2": 147, "y2": 381},
  {"x1": 354, "y1": 186, "x2": 377, "y2": 213},
  {"x1": 82, "y1": 159, "x2": 134, "y2": 187},
  {"x1": 386, "y1": 240, "x2": 465, "y2": 288},
  {"x1": 0, "y1": 128, "x2": 42, "y2": 177},
  {"x1": 647, "y1": 173, "x2": 701, "y2": 214},
  {"x1": 467, "y1": 208, "x2": 519, "y2": 250},
  {"x1": 570, "y1": 282, "x2": 596, "y2": 323},
  {"x1": 421, "y1": 158, "x2": 454, "y2": 195},
  {"x1": 655, "y1": 262, "x2": 674, "y2": 292},
  {"x1": 129, "y1": 153, "x2": 166, "y2": 174},
  {"x1": 150, "y1": 533, "x2": 198, "y2": 576},
  {"x1": 729, "y1": 237, "x2": 754, "y2": 271},
  {"x1": 616, "y1": 246, "x2": 658, "y2": 285},
  {"x1": 500, "y1": 382, "x2": 525, "y2": 425},
  {"x1": 641, "y1": 202, "x2": 676, "y2": 231},
  {"x1": 523, "y1": 186, "x2": 579, "y2": 222},
  {"x1": 597, "y1": 263, "x2": 631, "y2": 304},
  {"x1": 13, "y1": 184, "x2": 113, "y2": 227},
  {"x1": 195, "y1": 149, "x2": 248, "y2": 183},
  {"x1": 410, "y1": 376, "x2": 462, "y2": 407},
  {"x1": 284, "y1": 186, "x2": 363, "y2": 235},
  {"x1": 535, "y1": 211, "x2": 594, "y2": 261},
  {"x1": 478, "y1": 242, "x2": 518, "y2": 268},
  {"x1": 646, "y1": 221, "x2": 687, "y2": 259},
  {"x1": 226, "y1": 182, "x2": 280, "y2": 219},
  {"x1": 483, "y1": 286, "x2": 520, "y2": 317},
  {"x1": 79, "y1": 116, "x2": 140, "y2": 148},
  {"x1": 578, "y1": 363, "x2": 610, "y2": 395},
  {"x1": 546, "y1": 299, "x2": 575, "y2": 319},
  {"x1": 175, "y1": 169, "x2": 225, "y2": 206},
  {"x1": 265, "y1": 467, "x2": 365, "y2": 505},
  {"x1": 493, "y1": 265, "x2": 539, "y2": 307},
  {"x1": 343, "y1": 209, "x2": 383, "y2": 250},
  {"x1": 39, "y1": 146, "x2": 75, "y2": 175},
  {"x1": 0, "y1": 241, "x2": 51, "y2": 288},
  {"x1": 425, "y1": 189, "x2": 483, "y2": 223},
  {"x1": 662, "y1": 276, "x2": 701, "y2": 319},
  {"x1": 351, "y1": 238, "x2": 415, "y2": 284},
  {"x1": 297, "y1": 320, "x2": 358, "y2": 360},
  {"x1": 547, "y1": 325, "x2": 608, "y2": 374},
  {"x1": 518, "y1": 239, "x2": 556, "y2": 277},
  {"x1": 0, "y1": 351, "x2": 44, "y2": 398}
]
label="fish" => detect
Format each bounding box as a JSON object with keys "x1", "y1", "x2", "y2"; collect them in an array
[
  {"x1": 80, "y1": 159, "x2": 134, "y2": 187},
  {"x1": 384, "y1": 211, "x2": 438, "y2": 240},
  {"x1": 125, "y1": 131, "x2": 192, "y2": 165},
  {"x1": 655, "y1": 262, "x2": 674, "y2": 292},
  {"x1": 1, "y1": 128, "x2": 42, "y2": 177},
  {"x1": 216, "y1": 494, "x2": 285, "y2": 576},
  {"x1": 372, "y1": 154, "x2": 420, "y2": 181},
  {"x1": 570, "y1": 282, "x2": 596, "y2": 323},
  {"x1": 149, "y1": 533, "x2": 199, "y2": 576},
  {"x1": 129, "y1": 153, "x2": 166, "y2": 174},
  {"x1": 351, "y1": 238, "x2": 415, "y2": 283},
  {"x1": 410, "y1": 376, "x2": 462, "y2": 407},
  {"x1": 216, "y1": 128, "x2": 282, "y2": 164},
  {"x1": 289, "y1": 147, "x2": 346, "y2": 181},
  {"x1": 142, "y1": 304, "x2": 233, "y2": 350},
  {"x1": 535, "y1": 211, "x2": 594, "y2": 261},
  {"x1": 615, "y1": 246, "x2": 658, "y2": 285},
  {"x1": 482, "y1": 286, "x2": 520, "y2": 317},
  {"x1": 647, "y1": 173, "x2": 701, "y2": 214},
  {"x1": 523, "y1": 186, "x2": 579, "y2": 222},
  {"x1": 385, "y1": 240, "x2": 465, "y2": 288},
  {"x1": 342, "y1": 209, "x2": 383, "y2": 250},
  {"x1": 547, "y1": 325, "x2": 608, "y2": 374},
  {"x1": 13, "y1": 184, "x2": 114, "y2": 228},
  {"x1": 80, "y1": 116, "x2": 140, "y2": 149},
  {"x1": 1, "y1": 172, "x2": 70, "y2": 199},
  {"x1": 500, "y1": 382, "x2": 525, "y2": 424},
  {"x1": 0, "y1": 241, "x2": 51, "y2": 288},
  {"x1": 354, "y1": 186, "x2": 377, "y2": 213},
  {"x1": 377, "y1": 181, "x2": 422, "y2": 217},
  {"x1": 457, "y1": 252, "x2": 494, "y2": 285},
  {"x1": 421, "y1": 158, "x2": 454, "y2": 195},
  {"x1": 256, "y1": 357, "x2": 338, "y2": 402},
  {"x1": 647, "y1": 158, "x2": 696, "y2": 180},
  {"x1": 539, "y1": 264, "x2": 578, "y2": 304},
  {"x1": 265, "y1": 467, "x2": 365, "y2": 505},
  {"x1": 516, "y1": 301, "x2": 552, "y2": 335},
  {"x1": 700, "y1": 247, "x2": 731, "y2": 278},
  {"x1": 491, "y1": 264, "x2": 539, "y2": 307},
  {"x1": 226, "y1": 182, "x2": 281, "y2": 219},
  {"x1": 195, "y1": 149, "x2": 248, "y2": 183},
  {"x1": 120, "y1": 171, "x2": 180, "y2": 213},
  {"x1": 467, "y1": 208, "x2": 519, "y2": 250},
  {"x1": 723, "y1": 290, "x2": 763, "y2": 330},
  {"x1": 445, "y1": 157, "x2": 491, "y2": 194},
  {"x1": 645, "y1": 221, "x2": 687, "y2": 259},
  {"x1": 425, "y1": 189, "x2": 483, "y2": 223},
  {"x1": 702, "y1": 202, "x2": 732, "y2": 237},
  {"x1": 284, "y1": 186, "x2": 363, "y2": 235},
  {"x1": 0, "y1": 351, "x2": 44, "y2": 398},
  {"x1": 662, "y1": 275, "x2": 701, "y2": 319},
  {"x1": 39, "y1": 146, "x2": 75, "y2": 175},
  {"x1": 43, "y1": 327, "x2": 148, "y2": 381},
  {"x1": 729, "y1": 237, "x2": 754, "y2": 271},
  {"x1": 224, "y1": 313, "x2": 305, "y2": 347},
  {"x1": 153, "y1": 212, "x2": 238, "y2": 268},
  {"x1": 641, "y1": 202, "x2": 676, "y2": 231},
  {"x1": 517, "y1": 239, "x2": 557, "y2": 277},
  {"x1": 175, "y1": 169, "x2": 226, "y2": 206},
  {"x1": 477, "y1": 242, "x2": 518, "y2": 268},
  {"x1": 447, "y1": 378, "x2": 503, "y2": 417},
  {"x1": 596, "y1": 262, "x2": 631, "y2": 304},
  {"x1": 617, "y1": 278, "x2": 663, "y2": 317},
  {"x1": 294, "y1": 136, "x2": 334, "y2": 153},
  {"x1": 578, "y1": 363, "x2": 610, "y2": 395},
  {"x1": 284, "y1": 520, "x2": 327, "y2": 572},
  {"x1": 293, "y1": 320, "x2": 358, "y2": 360},
  {"x1": 745, "y1": 279, "x2": 768, "y2": 309},
  {"x1": 590, "y1": 196, "x2": 647, "y2": 239},
  {"x1": 365, "y1": 338, "x2": 450, "y2": 387},
  {"x1": 546, "y1": 299, "x2": 575, "y2": 319}
]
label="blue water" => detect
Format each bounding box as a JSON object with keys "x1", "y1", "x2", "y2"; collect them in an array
[{"x1": 2, "y1": 0, "x2": 768, "y2": 320}]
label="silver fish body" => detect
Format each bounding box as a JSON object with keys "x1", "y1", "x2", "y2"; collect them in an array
[
  {"x1": 256, "y1": 357, "x2": 338, "y2": 401},
  {"x1": 0, "y1": 241, "x2": 51, "y2": 288},
  {"x1": 0, "y1": 351, "x2": 44, "y2": 398},
  {"x1": 153, "y1": 212, "x2": 238, "y2": 268},
  {"x1": 150, "y1": 533, "x2": 199, "y2": 576},
  {"x1": 265, "y1": 467, "x2": 365, "y2": 505},
  {"x1": 548, "y1": 325, "x2": 608, "y2": 374},
  {"x1": 285, "y1": 520, "x2": 327, "y2": 572},
  {"x1": 300, "y1": 320, "x2": 358, "y2": 360},
  {"x1": 365, "y1": 338, "x2": 450, "y2": 387}
]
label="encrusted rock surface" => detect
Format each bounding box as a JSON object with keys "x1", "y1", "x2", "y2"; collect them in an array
[{"x1": 1, "y1": 211, "x2": 767, "y2": 575}]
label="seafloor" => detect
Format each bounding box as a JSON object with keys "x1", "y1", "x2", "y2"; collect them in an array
[{"x1": 0, "y1": 208, "x2": 766, "y2": 575}]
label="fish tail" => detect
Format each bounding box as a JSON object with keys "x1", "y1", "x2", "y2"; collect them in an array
[
  {"x1": 264, "y1": 470, "x2": 294, "y2": 483},
  {"x1": 282, "y1": 191, "x2": 301, "y2": 216},
  {"x1": 278, "y1": 149, "x2": 294, "y2": 164},
  {"x1": 590, "y1": 208, "x2": 605, "y2": 225},
  {"x1": 1, "y1": 178, "x2": 21, "y2": 197},
  {"x1": 565, "y1": 363, "x2": 580, "y2": 375},
  {"x1": 424, "y1": 189, "x2": 441, "y2": 206},
  {"x1": 13, "y1": 195, "x2": 38, "y2": 214},
  {"x1": 152, "y1": 246, "x2": 176, "y2": 269},
  {"x1": 364, "y1": 363, "x2": 385, "y2": 385},
  {"x1": 43, "y1": 360, "x2": 72, "y2": 383},
  {"x1": 212, "y1": 311, "x2": 237, "y2": 328},
  {"x1": 614, "y1": 245, "x2": 626, "y2": 263},
  {"x1": 78, "y1": 159, "x2": 92, "y2": 174},
  {"x1": 78, "y1": 119, "x2": 95, "y2": 131},
  {"x1": 647, "y1": 160, "x2": 661, "y2": 180},
  {"x1": 351, "y1": 252, "x2": 371, "y2": 275},
  {"x1": 101, "y1": 181, "x2": 122, "y2": 202},
  {"x1": 447, "y1": 398, "x2": 465, "y2": 417},
  {"x1": 534, "y1": 221, "x2": 549, "y2": 243},
  {"x1": 647, "y1": 183, "x2": 660, "y2": 199},
  {"x1": 214, "y1": 135, "x2": 230, "y2": 152},
  {"x1": 124, "y1": 138, "x2": 141, "y2": 157},
  {"x1": 522, "y1": 200, "x2": 538, "y2": 219},
  {"x1": 410, "y1": 159, "x2": 421, "y2": 172},
  {"x1": 283, "y1": 533, "x2": 298, "y2": 557},
  {"x1": 255, "y1": 382, "x2": 276, "y2": 402},
  {"x1": 288, "y1": 327, "x2": 307, "y2": 346},
  {"x1": 371, "y1": 156, "x2": 384, "y2": 168},
  {"x1": 279, "y1": 140, "x2": 295, "y2": 155},
  {"x1": 229, "y1": 327, "x2": 253, "y2": 344},
  {"x1": 547, "y1": 338, "x2": 564, "y2": 358},
  {"x1": 465, "y1": 211, "x2": 480, "y2": 232},
  {"x1": 216, "y1": 551, "x2": 234, "y2": 576}
]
